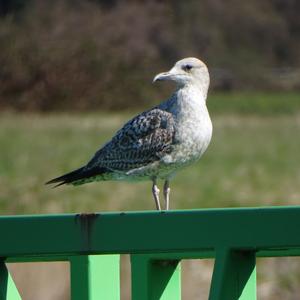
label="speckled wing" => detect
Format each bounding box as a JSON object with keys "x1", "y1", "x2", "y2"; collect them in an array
[{"x1": 86, "y1": 108, "x2": 176, "y2": 173}]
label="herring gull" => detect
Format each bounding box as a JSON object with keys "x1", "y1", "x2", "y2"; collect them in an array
[{"x1": 46, "y1": 57, "x2": 213, "y2": 210}]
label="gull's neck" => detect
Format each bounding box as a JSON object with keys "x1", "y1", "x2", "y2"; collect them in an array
[
  {"x1": 163, "y1": 83, "x2": 209, "y2": 121},
  {"x1": 175, "y1": 83, "x2": 208, "y2": 107}
]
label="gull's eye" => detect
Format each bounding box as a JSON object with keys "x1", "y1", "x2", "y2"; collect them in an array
[{"x1": 182, "y1": 64, "x2": 193, "y2": 72}]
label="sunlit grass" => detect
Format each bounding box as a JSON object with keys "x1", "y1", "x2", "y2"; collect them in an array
[
  {"x1": 1, "y1": 111, "x2": 300, "y2": 215},
  {"x1": 209, "y1": 91, "x2": 300, "y2": 115}
]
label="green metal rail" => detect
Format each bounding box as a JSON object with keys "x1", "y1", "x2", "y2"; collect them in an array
[{"x1": 1, "y1": 206, "x2": 300, "y2": 299}]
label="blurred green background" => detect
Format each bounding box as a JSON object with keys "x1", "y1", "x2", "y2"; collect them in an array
[{"x1": 1, "y1": 0, "x2": 300, "y2": 299}]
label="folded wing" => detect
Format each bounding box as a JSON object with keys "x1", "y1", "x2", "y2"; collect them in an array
[{"x1": 87, "y1": 108, "x2": 176, "y2": 172}]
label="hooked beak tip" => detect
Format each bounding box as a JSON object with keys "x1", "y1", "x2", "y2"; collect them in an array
[{"x1": 153, "y1": 72, "x2": 170, "y2": 83}]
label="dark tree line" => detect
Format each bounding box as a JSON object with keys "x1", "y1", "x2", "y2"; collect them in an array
[{"x1": 0, "y1": 0, "x2": 299, "y2": 111}]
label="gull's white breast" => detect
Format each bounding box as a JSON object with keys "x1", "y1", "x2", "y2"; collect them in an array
[{"x1": 162, "y1": 87, "x2": 213, "y2": 168}]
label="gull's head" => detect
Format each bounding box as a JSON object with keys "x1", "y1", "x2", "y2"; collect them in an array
[{"x1": 153, "y1": 57, "x2": 210, "y2": 92}]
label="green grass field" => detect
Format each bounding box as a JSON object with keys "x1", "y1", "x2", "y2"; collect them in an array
[
  {"x1": 1, "y1": 110, "x2": 300, "y2": 214},
  {"x1": 1, "y1": 93, "x2": 300, "y2": 299}
]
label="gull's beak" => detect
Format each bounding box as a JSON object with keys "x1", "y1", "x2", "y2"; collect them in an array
[{"x1": 153, "y1": 71, "x2": 173, "y2": 83}]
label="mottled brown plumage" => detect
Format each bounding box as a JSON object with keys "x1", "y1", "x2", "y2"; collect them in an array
[{"x1": 87, "y1": 109, "x2": 176, "y2": 173}]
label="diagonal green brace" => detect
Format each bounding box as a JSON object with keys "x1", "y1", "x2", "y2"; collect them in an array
[
  {"x1": 70, "y1": 254, "x2": 120, "y2": 300},
  {"x1": 131, "y1": 254, "x2": 181, "y2": 300},
  {"x1": 0, "y1": 262, "x2": 21, "y2": 300},
  {"x1": 209, "y1": 249, "x2": 256, "y2": 300}
]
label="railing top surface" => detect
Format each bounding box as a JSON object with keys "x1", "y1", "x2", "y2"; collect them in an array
[{"x1": 2, "y1": 205, "x2": 300, "y2": 260}]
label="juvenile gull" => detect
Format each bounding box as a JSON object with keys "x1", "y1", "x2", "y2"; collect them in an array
[{"x1": 46, "y1": 57, "x2": 213, "y2": 210}]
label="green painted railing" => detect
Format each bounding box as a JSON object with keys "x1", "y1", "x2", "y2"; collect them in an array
[{"x1": 2, "y1": 206, "x2": 300, "y2": 299}]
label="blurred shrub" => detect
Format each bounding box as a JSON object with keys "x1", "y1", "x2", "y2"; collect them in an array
[
  {"x1": 0, "y1": 0, "x2": 26, "y2": 16},
  {"x1": 0, "y1": 0, "x2": 176, "y2": 111},
  {"x1": 0, "y1": 0, "x2": 299, "y2": 112}
]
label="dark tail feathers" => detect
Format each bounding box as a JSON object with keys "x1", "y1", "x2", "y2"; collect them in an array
[
  {"x1": 46, "y1": 166, "x2": 111, "y2": 187},
  {"x1": 45, "y1": 167, "x2": 86, "y2": 187}
]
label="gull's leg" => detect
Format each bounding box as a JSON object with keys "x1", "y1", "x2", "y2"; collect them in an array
[
  {"x1": 152, "y1": 179, "x2": 161, "y2": 210},
  {"x1": 163, "y1": 180, "x2": 170, "y2": 211}
]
